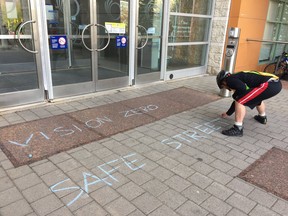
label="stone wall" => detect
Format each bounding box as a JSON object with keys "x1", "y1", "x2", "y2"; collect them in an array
[{"x1": 207, "y1": 0, "x2": 231, "y2": 75}]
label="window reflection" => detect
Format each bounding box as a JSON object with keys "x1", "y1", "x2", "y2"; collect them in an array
[
  {"x1": 169, "y1": 16, "x2": 210, "y2": 43},
  {"x1": 170, "y1": 0, "x2": 213, "y2": 15},
  {"x1": 0, "y1": 0, "x2": 38, "y2": 93},
  {"x1": 260, "y1": 1, "x2": 288, "y2": 62},
  {"x1": 167, "y1": 45, "x2": 207, "y2": 70}
]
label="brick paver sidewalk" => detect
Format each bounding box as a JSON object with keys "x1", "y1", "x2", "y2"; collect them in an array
[{"x1": 0, "y1": 76, "x2": 288, "y2": 216}]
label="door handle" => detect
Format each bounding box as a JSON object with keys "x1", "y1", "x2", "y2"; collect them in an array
[
  {"x1": 136, "y1": 25, "x2": 148, "y2": 50},
  {"x1": 17, "y1": 20, "x2": 38, "y2": 54},
  {"x1": 81, "y1": 23, "x2": 94, "y2": 51},
  {"x1": 81, "y1": 23, "x2": 111, "y2": 52}
]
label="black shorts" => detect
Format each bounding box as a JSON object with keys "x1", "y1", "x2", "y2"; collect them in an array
[{"x1": 238, "y1": 80, "x2": 282, "y2": 109}]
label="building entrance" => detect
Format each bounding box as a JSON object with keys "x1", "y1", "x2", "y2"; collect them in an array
[
  {"x1": 0, "y1": 0, "x2": 213, "y2": 109},
  {"x1": 48, "y1": 0, "x2": 130, "y2": 97},
  {"x1": 0, "y1": 0, "x2": 163, "y2": 108}
]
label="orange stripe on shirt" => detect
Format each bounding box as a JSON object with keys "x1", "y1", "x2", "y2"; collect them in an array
[{"x1": 238, "y1": 82, "x2": 269, "y2": 105}]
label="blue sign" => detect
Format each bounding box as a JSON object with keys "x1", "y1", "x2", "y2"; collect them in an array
[
  {"x1": 116, "y1": 36, "x2": 127, "y2": 48},
  {"x1": 50, "y1": 36, "x2": 67, "y2": 49}
]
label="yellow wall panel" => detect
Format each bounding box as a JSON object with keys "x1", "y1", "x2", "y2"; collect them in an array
[{"x1": 225, "y1": 0, "x2": 270, "y2": 72}]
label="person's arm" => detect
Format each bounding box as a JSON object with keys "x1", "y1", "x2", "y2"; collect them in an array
[
  {"x1": 226, "y1": 101, "x2": 235, "y2": 116},
  {"x1": 221, "y1": 101, "x2": 235, "y2": 118}
]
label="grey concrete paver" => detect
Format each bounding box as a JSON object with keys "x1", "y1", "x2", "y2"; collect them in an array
[
  {"x1": 47, "y1": 206, "x2": 74, "y2": 216},
  {"x1": 0, "y1": 187, "x2": 23, "y2": 208},
  {"x1": 0, "y1": 199, "x2": 33, "y2": 216},
  {"x1": 0, "y1": 76, "x2": 288, "y2": 215},
  {"x1": 272, "y1": 200, "x2": 288, "y2": 216},
  {"x1": 117, "y1": 181, "x2": 145, "y2": 201},
  {"x1": 90, "y1": 185, "x2": 120, "y2": 206},
  {"x1": 74, "y1": 201, "x2": 108, "y2": 216},
  {"x1": 128, "y1": 209, "x2": 146, "y2": 216},
  {"x1": 0, "y1": 176, "x2": 14, "y2": 192},
  {"x1": 249, "y1": 204, "x2": 281, "y2": 216},
  {"x1": 226, "y1": 208, "x2": 247, "y2": 216},
  {"x1": 164, "y1": 175, "x2": 191, "y2": 192},
  {"x1": 31, "y1": 161, "x2": 58, "y2": 176},
  {"x1": 226, "y1": 192, "x2": 257, "y2": 214},
  {"x1": 148, "y1": 205, "x2": 180, "y2": 216},
  {"x1": 158, "y1": 189, "x2": 187, "y2": 210},
  {"x1": 248, "y1": 188, "x2": 278, "y2": 208},
  {"x1": 181, "y1": 184, "x2": 211, "y2": 205},
  {"x1": 205, "y1": 182, "x2": 233, "y2": 201},
  {"x1": 141, "y1": 179, "x2": 168, "y2": 197},
  {"x1": 188, "y1": 172, "x2": 213, "y2": 189},
  {"x1": 176, "y1": 200, "x2": 208, "y2": 216},
  {"x1": 226, "y1": 178, "x2": 254, "y2": 196},
  {"x1": 106, "y1": 197, "x2": 136, "y2": 215},
  {"x1": 132, "y1": 192, "x2": 162, "y2": 215},
  {"x1": 31, "y1": 194, "x2": 64, "y2": 216},
  {"x1": 22, "y1": 183, "x2": 52, "y2": 203},
  {"x1": 6, "y1": 165, "x2": 33, "y2": 179},
  {"x1": 61, "y1": 190, "x2": 93, "y2": 212},
  {"x1": 207, "y1": 169, "x2": 233, "y2": 185},
  {"x1": 14, "y1": 173, "x2": 42, "y2": 190},
  {"x1": 201, "y1": 196, "x2": 232, "y2": 216}
]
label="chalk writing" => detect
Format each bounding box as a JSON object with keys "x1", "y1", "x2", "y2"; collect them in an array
[
  {"x1": 8, "y1": 132, "x2": 50, "y2": 147},
  {"x1": 85, "y1": 116, "x2": 113, "y2": 128},
  {"x1": 54, "y1": 124, "x2": 83, "y2": 136},
  {"x1": 161, "y1": 118, "x2": 229, "y2": 149},
  {"x1": 50, "y1": 153, "x2": 145, "y2": 206},
  {"x1": 192, "y1": 118, "x2": 229, "y2": 135},
  {"x1": 161, "y1": 130, "x2": 206, "y2": 149},
  {"x1": 8, "y1": 104, "x2": 158, "y2": 147},
  {"x1": 50, "y1": 179, "x2": 84, "y2": 206},
  {"x1": 120, "y1": 105, "x2": 158, "y2": 117}
]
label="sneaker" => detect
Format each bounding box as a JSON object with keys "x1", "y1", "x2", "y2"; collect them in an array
[
  {"x1": 222, "y1": 125, "x2": 243, "y2": 137},
  {"x1": 254, "y1": 115, "x2": 267, "y2": 124}
]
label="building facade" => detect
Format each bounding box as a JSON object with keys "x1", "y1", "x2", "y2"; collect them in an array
[
  {"x1": 218, "y1": 0, "x2": 288, "y2": 73},
  {"x1": 0, "y1": 0, "x2": 284, "y2": 109}
]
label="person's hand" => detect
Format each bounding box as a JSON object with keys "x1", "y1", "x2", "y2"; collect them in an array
[{"x1": 221, "y1": 112, "x2": 228, "y2": 118}]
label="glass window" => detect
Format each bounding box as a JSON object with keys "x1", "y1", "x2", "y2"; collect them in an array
[
  {"x1": 169, "y1": 15, "x2": 210, "y2": 43},
  {"x1": 259, "y1": 0, "x2": 288, "y2": 62},
  {"x1": 167, "y1": 44, "x2": 207, "y2": 71},
  {"x1": 170, "y1": 0, "x2": 213, "y2": 15}
]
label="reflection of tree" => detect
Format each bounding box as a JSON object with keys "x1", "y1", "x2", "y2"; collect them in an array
[
  {"x1": 169, "y1": 0, "x2": 209, "y2": 67},
  {"x1": 139, "y1": 0, "x2": 161, "y2": 30},
  {"x1": 0, "y1": 0, "x2": 24, "y2": 34},
  {"x1": 120, "y1": 1, "x2": 129, "y2": 33}
]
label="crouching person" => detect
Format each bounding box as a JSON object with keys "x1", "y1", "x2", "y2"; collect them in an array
[{"x1": 216, "y1": 70, "x2": 282, "y2": 137}]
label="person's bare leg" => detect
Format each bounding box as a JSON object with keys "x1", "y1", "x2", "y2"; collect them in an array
[
  {"x1": 256, "y1": 102, "x2": 265, "y2": 115},
  {"x1": 222, "y1": 101, "x2": 245, "y2": 136},
  {"x1": 254, "y1": 101, "x2": 267, "y2": 124},
  {"x1": 235, "y1": 101, "x2": 246, "y2": 124}
]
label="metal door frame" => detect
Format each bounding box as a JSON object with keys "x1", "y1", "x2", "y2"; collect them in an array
[
  {"x1": 50, "y1": 0, "x2": 96, "y2": 99},
  {"x1": 133, "y1": 0, "x2": 166, "y2": 85},
  {"x1": 0, "y1": 0, "x2": 45, "y2": 109},
  {"x1": 95, "y1": 0, "x2": 130, "y2": 91}
]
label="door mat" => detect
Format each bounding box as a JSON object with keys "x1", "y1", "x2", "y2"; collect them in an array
[
  {"x1": 0, "y1": 87, "x2": 220, "y2": 167},
  {"x1": 238, "y1": 147, "x2": 288, "y2": 201}
]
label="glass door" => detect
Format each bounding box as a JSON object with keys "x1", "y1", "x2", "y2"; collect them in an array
[
  {"x1": 136, "y1": 0, "x2": 163, "y2": 84},
  {"x1": 48, "y1": 0, "x2": 130, "y2": 98},
  {"x1": 96, "y1": 0, "x2": 129, "y2": 90},
  {"x1": 0, "y1": 0, "x2": 44, "y2": 108},
  {"x1": 47, "y1": 0, "x2": 94, "y2": 97}
]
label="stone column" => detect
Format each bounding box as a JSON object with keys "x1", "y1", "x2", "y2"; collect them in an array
[{"x1": 207, "y1": 0, "x2": 231, "y2": 75}]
